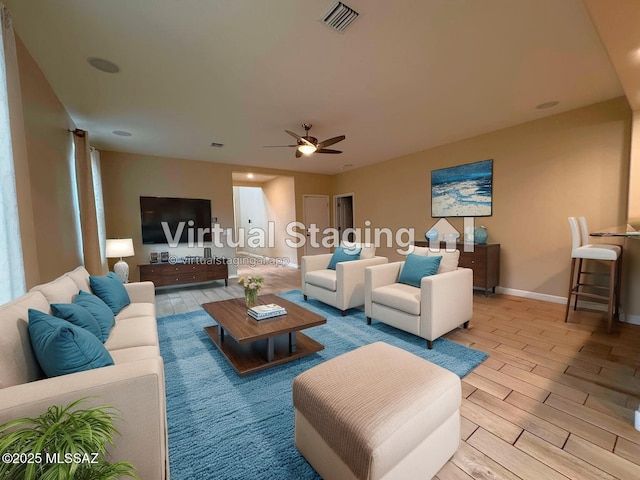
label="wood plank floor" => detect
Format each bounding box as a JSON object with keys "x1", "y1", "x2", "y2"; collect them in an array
[{"x1": 156, "y1": 262, "x2": 640, "y2": 479}]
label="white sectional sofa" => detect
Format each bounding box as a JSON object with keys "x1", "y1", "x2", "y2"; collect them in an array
[{"x1": 0, "y1": 266, "x2": 168, "y2": 479}]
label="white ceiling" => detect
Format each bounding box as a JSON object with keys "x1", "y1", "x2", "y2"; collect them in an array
[{"x1": 4, "y1": 0, "x2": 628, "y2": 174}]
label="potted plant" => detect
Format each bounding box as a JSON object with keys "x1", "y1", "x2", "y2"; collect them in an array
[{"x1": 0, "y1": 398, "x2": 138, "y2": 480}]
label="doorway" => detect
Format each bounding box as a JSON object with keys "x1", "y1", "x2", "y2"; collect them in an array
[
  {"x1": 232, "y1": 173, "x2": 297, "y2": 266},
  {"x1": 335, "y1": 193, "x2": 354, "y2": 243}
]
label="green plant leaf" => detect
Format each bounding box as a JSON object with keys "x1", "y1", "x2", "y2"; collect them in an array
[{"x1": 0, "y1": 397, "x2": 137, "y2": 480}]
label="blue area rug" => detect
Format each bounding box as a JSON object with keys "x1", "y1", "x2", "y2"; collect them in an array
[{"x1": 158, "y1": 290, "x2": 487, "y2": 480}]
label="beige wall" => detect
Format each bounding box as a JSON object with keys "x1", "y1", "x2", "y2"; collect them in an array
[
  {"x1": 100, "y1": 152, "x2": 332, "y2": 281},
  {"x1": 15, "y1": 36, "x2": 81, "y2": 285},
  {"x1": 334, "y1": 97, "x2": 632, "y2": 303},
  {"x1": 100, "y1": 152, "x2": 236, "y2": 281},
  {"x1": 9, "y1": 37, "x2": 38, "y2": 288},
  {"x1": 262, "y1": 176, "x2": 297, "y2": 265}
]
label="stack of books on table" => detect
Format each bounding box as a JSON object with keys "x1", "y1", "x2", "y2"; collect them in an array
[{"x1": 248, "y1": 303, "x2": 287, "y2": 320}]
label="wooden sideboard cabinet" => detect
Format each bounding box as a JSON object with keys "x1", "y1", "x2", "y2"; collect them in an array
[
  {"x1": 139, "y1": 258, "x2": 229, "y2": 288},
  {"x1": 414, "y1": 242, "x2": 500, "y2": 296}
]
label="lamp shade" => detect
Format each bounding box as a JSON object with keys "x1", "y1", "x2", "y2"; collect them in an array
[{"x1": 105, "y1": 238, "x2": 134, "y2": 258}]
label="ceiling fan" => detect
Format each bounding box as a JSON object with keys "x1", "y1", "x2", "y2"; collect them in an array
[{"x1": 265, "y1": 123, "x2": 346, "y2": 158}]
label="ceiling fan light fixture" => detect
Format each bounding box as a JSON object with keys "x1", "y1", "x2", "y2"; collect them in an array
[{"x1": 298, "y1": 144, "x2": 317, "y2": 155}]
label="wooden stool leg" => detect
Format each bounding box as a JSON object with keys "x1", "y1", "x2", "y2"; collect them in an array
[
  {"x1": 565, "y1": 258, "x2": 577, "y2": 323},
  {"x1": 615, "y1": 251, "x2": 623, "y2": 319},
  {"x1": 574, "y1": 258, "x2": 583, "y2": 311},
  {"x1": 607, "y1": 259, "x2": 616, "y2": 334}
]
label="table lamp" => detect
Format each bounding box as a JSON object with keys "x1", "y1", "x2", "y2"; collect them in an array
[{"x1": 106, "y1": 238, "x2": 135, "y2": 283}]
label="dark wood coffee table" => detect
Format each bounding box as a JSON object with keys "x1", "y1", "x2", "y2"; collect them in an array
[{"x1": 202, "y1": 294, "x2": 326, "y2": 375}]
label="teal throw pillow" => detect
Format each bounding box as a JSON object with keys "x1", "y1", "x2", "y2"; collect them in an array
[
  {"x1": 327, "y1": 246, "x2": 362, "y2": 270},
  {"x1": 51, "y1": 303, "x2": 103, "y2": 342},
  {"x1": 89, "y1": 272, "x2": 131, "y2": 315},
  {"x1": 398, "y1": 254, "x2": 442, "y2": 287},
  {"x1": 73, "y1": 291, "x2": 115, "y2": 342},
  {"x1": 28, "y1": 309, "x2": 114, "y2": 378}
]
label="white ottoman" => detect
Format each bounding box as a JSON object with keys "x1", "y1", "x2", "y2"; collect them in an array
[{"x1": 293, "y1": 342, "x2": 461, "y2": 480}]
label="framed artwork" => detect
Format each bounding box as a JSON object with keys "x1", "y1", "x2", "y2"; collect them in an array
[{"x1": 431, "y1": 159, "x2": 493, "y2": 217}]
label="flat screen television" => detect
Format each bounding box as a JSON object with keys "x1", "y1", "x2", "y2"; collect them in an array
[{"x1": 140, "y1": 196, "x2": 212, "y2": 244}]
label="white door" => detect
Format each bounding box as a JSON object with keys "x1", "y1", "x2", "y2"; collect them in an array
[{"x1": 303, "y1": 195, "x2": 330, "y2": 256}]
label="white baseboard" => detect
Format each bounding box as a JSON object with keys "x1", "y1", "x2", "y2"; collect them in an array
[
  {"x1": 495, "y1": 287, "x2": 566, "y2": 304},
  {"x1": 494, "y1": 287, "x2": 640, "y2": 325},
  {"x1": 623, "y1": 314, "x2": 640, "y2": 325}
]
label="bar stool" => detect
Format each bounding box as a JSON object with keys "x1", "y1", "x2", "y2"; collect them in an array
[{"x1": 565, "y1": 216, "x2": 622, "y2": 333}]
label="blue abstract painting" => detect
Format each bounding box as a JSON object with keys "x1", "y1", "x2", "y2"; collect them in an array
[{"x1": 431, "y1": 159, "x2": 493, "y2": 217}]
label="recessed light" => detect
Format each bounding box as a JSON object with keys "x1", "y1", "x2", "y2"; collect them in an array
[
  {"x1": 87, "y1": 57, "x2": 120, "y2": 73},
  {"x1": 247, "y1": 173, "x2": 254, "y2": 179},
  {"x1": 536, "y1": 101, "x2": 559, "y2": 110},
  {"x1": 112, "y1": 130, "x2": 132, "y2": 137}
]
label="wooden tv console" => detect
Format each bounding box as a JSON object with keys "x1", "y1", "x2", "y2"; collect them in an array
[{"x1": 139, "y1": 258, "x2": 229, "y2": 288}]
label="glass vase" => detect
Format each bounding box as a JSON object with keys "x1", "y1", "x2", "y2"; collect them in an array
[{"x1": 245, "y1": 289, "x2": 258, "y2": 308}]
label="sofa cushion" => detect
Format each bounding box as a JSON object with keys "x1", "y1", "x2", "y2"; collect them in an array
[
  {"x1": 413, "y1": 247, "x2": 460, "y2": 274},
  {"x1": 109, "y1": 345, "x2": 161, "y2": 364},
  {"x1": 65, "y1": 266, "x2": 92, "y2": 292},
  {"x1": 398, "y1": 254, "x2": 442, "y2": 287},
  {"x1": 73, "y1": 291, "x2": 115, "y2": 342},
  {"x1": 104, "y1": 316, "x2": 159, "y2": 351},
  {"x1": 429, "y1": 249, "x2": 460, "y2": 274},
  {"x1": 371, "y1": 283, "x2": 421, "y2": 316},
  {"x1": 116, "y1": 302, "x2": 156, "y2": 321},
  {"x1": 27, "y1": 309, "x2": 114, "y2": 378},
  {"x1": 305, "y1": 270, "x2": 338, "y2": 292},
  {"x1": 342, "y1": 241, "x2": 376, "y2": 260},
  {"x1": 50, "y1": 303, "x2": 103, "y2": 342},
  {"x1": 0, "y1": 292, "x2": 49, "y2": 388},
  {"x1": 327, "y1": 246, "x2": 361, "y2": 270},
  {"x1": 30, "y1": 275, "x2": 79, "y2": 305},
  {"x1": 90, "y1": 272, "x2": 131, "y2": 315}
]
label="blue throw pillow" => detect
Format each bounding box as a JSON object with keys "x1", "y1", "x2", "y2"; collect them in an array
[
  {"x1": 73, "y1": 291, "x2": 115, "y2": 342},
  {"x1": 327, "y1": 246, "x2": 362, "y2": 270},
  {"x1": 398, "y1": 254, "x2": 442, "y2": 287},
  {"x1": 28, "y1": 309, "x2": 114, "y2": 378},
  {"x1": 89, "y1": 272, "x2": 131, "y2": 315},
  {"x1": 50, "y1": 303, "x2": 103, "y2": 342}
]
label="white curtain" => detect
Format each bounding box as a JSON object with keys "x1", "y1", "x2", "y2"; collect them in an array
[
  {"x1": 0, "y1": 4, "x2": 25, "y2": 303},
  {"x1": 90, "y1": 147, "x2": 108, "y2": 273}
]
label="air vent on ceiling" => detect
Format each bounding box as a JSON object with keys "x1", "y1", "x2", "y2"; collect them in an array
[{"x1": 321, "y1": 2, "x2": 359, "y2": 32}]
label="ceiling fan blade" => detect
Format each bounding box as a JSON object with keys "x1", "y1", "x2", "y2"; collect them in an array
[
  {"x1": 317, "y1": 148, "x2": 342, "y2": 154},
  {"x1": 295, "y1": 149, "x2": 303, "y2": 158},
  {"x1": 285, "y1": 129, "x2": 314, "y2": 146},
  {"x1": 263, "y1": 145, "x2": 298, "y2": 148},
  {"x1": 317, "y1": 135, "x2": 345, "y2": 149}
]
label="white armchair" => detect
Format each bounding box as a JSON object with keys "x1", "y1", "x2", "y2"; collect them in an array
[
  {"x1": 302, "y1": 243, "x2": 388, "y2": 316},
  {"x1": 364, "y1": 254, "x2": 473, "y2": 349}
]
